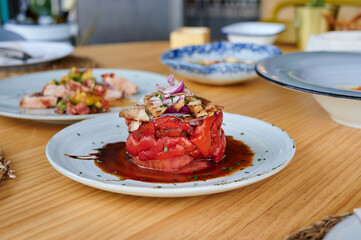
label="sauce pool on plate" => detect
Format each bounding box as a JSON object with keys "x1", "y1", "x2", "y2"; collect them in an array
[{"x1": 66, "y1": 136, "x2": 254, "y2": 183}]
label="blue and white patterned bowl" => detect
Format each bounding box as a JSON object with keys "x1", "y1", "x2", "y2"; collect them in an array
[{"x1": 160, "y1": 42, "x2": 282, "y2": 85}]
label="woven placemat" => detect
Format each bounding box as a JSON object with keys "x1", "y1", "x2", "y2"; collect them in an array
[
  {"x1": 0, "y1": 149, "x2": 15, "y2": 185},
  {"x1": 285, "y1": 212, "x2": 353, "y2": 240},
  {"x1": 0, "y1": 55, "x2": 98, "y2": 79}
]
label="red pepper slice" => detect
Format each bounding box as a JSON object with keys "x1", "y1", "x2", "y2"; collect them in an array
[
  {"x1": 190, "y1": 115, "x2": 215, "y2": 158},
  {"x1": 126, "y1": 134, "x2": 156, "y2": 157}
]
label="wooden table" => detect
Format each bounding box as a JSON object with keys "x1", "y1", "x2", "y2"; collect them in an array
[{"x1": 1, "y1": 42, "x2": 361, "y2": 240}]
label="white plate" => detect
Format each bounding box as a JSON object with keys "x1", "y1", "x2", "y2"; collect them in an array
[
  {"x1": 0, "y1": 41, "x2": 74, "y2": 69},
  {"x1": 221, "y1": 22, "x2": 286, "y2": 37},
  {"x1": 255, "y1": 52, "x2": 361, "y2": 128},
  {"x1": 0, "y1": 69, "x2": 168, "y2": 123},
  {"x1": 221, "y1": 22, "x2": 286, "y2": 45},
  {"x1": 46, "y1": 112, "x2": 296, "y2": 197},
  {"x1": 324, "y1": 215, "x2": 361, "y2": 240}
]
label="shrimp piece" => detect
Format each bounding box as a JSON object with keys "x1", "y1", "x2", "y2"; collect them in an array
[
  {"x1": 20, "y1": 93, "x2": 57, "y2": 109},
  {"x1": 102, "y1": 73, "x2": 138, "y2": 96}
]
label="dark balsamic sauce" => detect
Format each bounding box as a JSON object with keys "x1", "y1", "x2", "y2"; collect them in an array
[{"x1": 66, "y1": 136, "x2": 254, "y2": 183}]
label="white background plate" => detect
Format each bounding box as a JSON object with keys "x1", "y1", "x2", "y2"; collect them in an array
[
  {"x1": 324, "y1": 215, "x2": 361, "y2": 240},
  {"x1": 46, "y1": 112, "x2": 296, "y2": 197},
  {"x1": 0, "y1": 69, "x2": 168, "y2": 123},
  {"x1": 0, "y1": 41, "x2": 74, "y2": 68}
]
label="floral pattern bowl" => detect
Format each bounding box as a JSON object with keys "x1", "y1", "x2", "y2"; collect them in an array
[{"x1": 160, "y1": 42, "x2": 282, "y2": 85}]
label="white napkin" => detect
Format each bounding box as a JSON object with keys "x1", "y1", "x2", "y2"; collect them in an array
[{"x1": 0, "y1": 42, "x2": 45, "y2": 65}]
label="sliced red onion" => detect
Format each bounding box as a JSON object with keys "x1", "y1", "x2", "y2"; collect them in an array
[
  {"x1": 150, "y1": 99, "x2": 162, "y2": 105},
  {"x1": 163, "y1": 94, "x2": 184, "y2": 101},
  {"x1": 161, "y1": 113, "x2": 191, "y2": 117},
  {"x1": 158, "y1": 75, "x2": 192, "y2": 95},
  {"x1": 176, "y1": 94, "x2": 185, "y2": 100},
  {"x1": 179, "y1": 106, "x2": 190, "y2": 112},
  {"x1": 169, "y1": 95, "x2": 184, "y2": 104},
  {"x1": 165, "y1": 108, "x2": 179, "y2": 113},
  {"x1": 156, "y1": 84, "x2": 167, "y2": 92},
  {"x1": 167, "y1": 74, "x2": 178, "y2": 86},
  {"x1": 150, "y1": 94, "x2": 186, "y2": 107},
  {"x1": 163, "y1": 80, "x2": 184, "y2": 94},
  {"x1": 189, "y1": 119, "x2": 201, "y2": 126},
  {"x1": 165, "y1": 106, "x2": 190, "y2": 113},
  {"x1": 162, "y1": 98, "x2": 172, "y2": 105},
  {"x1": 149, "y1": 95, "x2": 163, "y2": 105}
]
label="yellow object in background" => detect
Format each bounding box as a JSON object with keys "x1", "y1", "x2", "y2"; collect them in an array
[
  {"x1": 261, "y1": 0, "x2": 361, "y2": 45},
  {"x1": 170, "y1": 27, "x2": 210, "y2": 49},
  {"x1": 295, "y1": 4, "x2": 338, "y2": 50}
]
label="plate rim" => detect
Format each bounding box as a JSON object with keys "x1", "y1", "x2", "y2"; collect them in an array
[
  {"x1": 45, "y1": 112, "x2": 296, "y2": 197},
  {"x1": 255, "y1": 51, "x2": 361, "y2": 100}
]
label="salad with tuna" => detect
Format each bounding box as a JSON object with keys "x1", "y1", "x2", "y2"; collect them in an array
[
  {"x1": 119, "y1": 74, "x2": 226, "y2": 171},
  {"x1": 20, "y1": 67, "x2": 138, "y2": 115}
]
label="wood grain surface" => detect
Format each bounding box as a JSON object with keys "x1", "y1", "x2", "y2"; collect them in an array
[{"x1": 1, "y1": 42, "x2": 361, "y2": 240}]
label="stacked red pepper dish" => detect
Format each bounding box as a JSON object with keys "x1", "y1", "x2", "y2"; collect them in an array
[{"x1": 119, "y1": 75, "x2": 226, "y2": 172}]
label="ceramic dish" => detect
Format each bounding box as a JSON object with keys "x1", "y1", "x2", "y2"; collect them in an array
[
  {"x1": 221, "y1": 22, "x2": 286, "y2": 45},
  {"x1": 324, "y1": 215, "x2": 361, "y2": 240},
  {"x1": 161, "y1": 41, "x2": 281, "y2": 85},
  {"x1": 255, "y1": 52, "x2": 361, "y2": 129},
  {"x1": 0, "y1": 41, "x2": 74, "y2": 69},
  {"x1": 307, "y1": 31, "x2": 361, "y2": 52},
  {"x1": 4, "y1": 21, "x2": 78, "y2": 42},
  {"x1": 0, "y1": 69, "x2": 168, "y2": 123},
  {"x1": 46, "y1": 112, "x2": 296, "y2": 197}
]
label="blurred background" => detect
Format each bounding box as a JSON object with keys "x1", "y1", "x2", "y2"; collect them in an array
[{"x1": 0, "y1": 0, "x2": 360, "y2": 45}]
